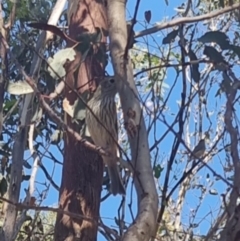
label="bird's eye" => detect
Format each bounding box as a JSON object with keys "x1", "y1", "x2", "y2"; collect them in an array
[{"x1": 109, "y1": 78, "x2": 115, "y2": 83}]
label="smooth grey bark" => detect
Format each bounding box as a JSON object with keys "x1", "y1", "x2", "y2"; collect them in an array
[{"x1": 107, "y1": 0, "x2": 158, "y2": 240}]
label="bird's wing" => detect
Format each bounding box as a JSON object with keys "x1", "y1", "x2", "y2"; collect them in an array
[{"x1": 114, "y1": 113, "x2": 120, "y2": 158}]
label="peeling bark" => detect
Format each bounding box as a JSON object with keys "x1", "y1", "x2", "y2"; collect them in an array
[{"x1": 54, "y1": 0, "x2": 108, "y2": 240}]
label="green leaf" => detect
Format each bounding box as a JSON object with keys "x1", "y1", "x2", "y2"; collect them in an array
[
  {"x1": 198, "y1": 31, "x2": 230, "y2": 50},
  {"x1": 209, "y1": 189, "x2": 218, "y2": 195},
  {"x1": 63, "y1": 90, "x2": 89, "y2": 121},
  {"x1": 94, "y1": 44, "x2": 108, "y2": 69},
  {"x1": 75, "y1": 28, "x2": 102, "y2": 58},
  {"x1": 188, "y1": 49, "x2": 198, "y2": 62},
  {"x1": 31, "y1": 103, "x2": 43, "y2": 123},
  {"x1": 219, "y1": 0, "x2": 225, "y2": 7},
  {"x1": 6, "y1": 164, "x2": 11, "y2": 175},
  {"x1": 162, "y1": 29, "x2": 178, "y2": 44},
  {"x1": 229, "y1": 45, "x2": 240, "y2": 58},
  {"x1": 73, "y1": 91, "x2": 89, "y2": 121},
  {"x1": 47, "y1": 48, "x2": 76, "y2": 79},
  {"x1": 203, "y1": 46, "x2": 225, "y2": 63},
  {"x1": 154, "y1": 164, "x2": 163, "y2": 179},
  {"x1": 0, "y1": 142, "x2": 12, "y2": 157},
  {"x1": 188, "y1": 49, "x2": 200, "y2": 83},
  {"x1": 0, "y1": 177, "x2": 8, "y2": 196},
  {"x1": 7, "y1": 81, "x2": 34, "y2": 95},
  {"x1": 22, "y1": 175, "x2": 31, "y2": 182},
  {"x1": 3, "y1": 99, "x2": 17, "y2": 112},
  {"x1": 50, "y1": 130, "x2": 63, "y2": 144},
  {"x1": 215, "y1": 87, "x2": 224, "y2": 99},
  {"x1": 114, "y1": 217, "x2": 127, "y2": 229},
  {"x1": 23, "y1": 161, "x2": 32, "y2": 169},
  {"x1": 144, "y1": 10, "x2": 151, "y2": 23},
  {"x1": 217, "y1": 72, "x2": 233, "y2": 96},
  {"x1": 76, "y1": 28, "x2": 101, "y2": 44},
  {"x1": 190, "y1": 223, "x2": 199, "y2": 228}
]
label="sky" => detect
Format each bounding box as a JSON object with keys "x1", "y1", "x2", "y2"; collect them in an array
[{"x1": 15, "y1": 0, "x2": 236, "y2": 240}]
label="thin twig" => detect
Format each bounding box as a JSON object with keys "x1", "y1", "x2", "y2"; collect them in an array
[
  {"x1": 0, "y1": 196, "x2": 97, "y2": 224},
  {"x1": 135, "y1": 3, "x2": 240, "y2": 38}
]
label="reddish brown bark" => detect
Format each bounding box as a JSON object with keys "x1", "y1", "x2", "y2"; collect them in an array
[{"x1": 54, "y1": 1, "x2": 107, "y2": 240}]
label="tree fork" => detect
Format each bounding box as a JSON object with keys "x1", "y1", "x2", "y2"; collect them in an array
[{"x1": 54, "y1": 1, "x2": 108, "y2": 240}]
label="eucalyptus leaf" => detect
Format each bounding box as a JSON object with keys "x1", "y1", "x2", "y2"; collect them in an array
[
  {"x1": 73, "y1": 91, "x2": 89, "y2": 121},
  {"x1": 229, "y1": 45, "x2": 240, "y2": 58},
  {"x1": 162, "y1": 29, "x2": 178, "y2": 44},
  {"x1": 23, "y1": 161, "x2": 32, "y2": 169},
  {"x1": 189, "y1": 49, "x2": 200, "y2": 83},
  {"x1": 203, "y1": 46, "x2": 225, "y2": 63},
  {"x1": 154, "y1": 164, "x2": 163, "y2": 179},
  {"x1": 3, "y1": 99, "x2": 18, "y2": 112},
  {"x1": 209, "y1": 189, "x2": 218, "y2": 195},
  {"x1": 50, "y1": 130, "x2": 63, "y2": 144},
  {"x1": 219, "y1": 0, "x2": 225, "y2": 7},
  {"x1": 0, "y1": 177, "x2": 8, "y2": 196},
  {"x1": 217, "y1": 72, "x2": 233, "y2": 95},
  {"x1": 144, "y1": 10, "x2": 151, "y2": 23},
  {"x1": 48, "y1": 48, "x2": 76, "y2": 79},
  {"x1": 75, "y1": 28, "x2": 102, "y2": 59},
  {"x1": 7, "y1": 81, "x2": 34, "y2": 95},
  {"x1": 22, "y1": 175, "x2": 31, "y2": 182},
  {"x1": 199, "y1": 31, "x2": 230, "y2": 50},
  {"x1": 31, "y1": 104, "x2": 43, "y2": 123},
  {"x1": 63, "y1": 91, "x2": 89, "y2": 120}
]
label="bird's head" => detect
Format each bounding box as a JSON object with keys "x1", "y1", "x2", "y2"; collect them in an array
[{"x1": 95, "y1": 77, "x2": 118, "y2": 98}]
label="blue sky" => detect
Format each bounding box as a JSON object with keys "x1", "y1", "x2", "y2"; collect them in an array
[{"x1": 17, "y1": 0, "x2": 236, "y2": 239}]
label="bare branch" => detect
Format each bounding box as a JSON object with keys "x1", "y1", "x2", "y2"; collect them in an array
[
  {"x1": 3, "y1": 45, "x2": 109, "y2": 158},
  {"x1": 135, "y1": 3, "x2": 240, "y2": 38},
  {"x1": 0, "y1": 196, "x2": 97, "y2": 224},
  {"x1": 219, "y1": 75, "x2": 240, "y2": 240}
]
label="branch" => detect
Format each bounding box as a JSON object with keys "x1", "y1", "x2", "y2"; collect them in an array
[
  {"x1": 135, "y1": 3, "x2": 240, "y2": 38},
  {"x1": 0, "y1": 3, "x2": 9, "y2": 136},
  {"x1": 0, "y1": 196, "x2": 97, "y2": 224},
  {"x1": 4, "y1": 0, "x2": 16, "y2": 29},
  {"x1": 38, "y1": 161, "x2": 60, "y2": 191},
  {"x1": 124, "y1": 0, "x2": 140, "y2": 58},
  {"x1": 1, "y1": 43, "x2": 109, "y2": 158},
  {"x1": 219, "y1": 74, "x2": 240, "y2": 240},
  {"x1": 171, "y1": 27, "x2": 188, "y2": 237},
  {"x1": 12, "y1": 154, "x2": 39, "y2": 241},
  {"x1": 107, "y1": 0, "x2": 158, "y2": 241},
  {"x1": 134, "y1": 59, "x2": 215, "y2": 78}
]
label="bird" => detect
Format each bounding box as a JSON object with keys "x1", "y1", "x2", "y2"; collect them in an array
[
  {"x1": 189, "y1": 139, "x2": 206, "y2": 160},
  {"x1": 85, "y1": 77, "x2": 125, "y2": 195}
]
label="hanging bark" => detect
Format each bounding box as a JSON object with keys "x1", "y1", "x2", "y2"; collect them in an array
[{"x1": 54, "y1": 1, "x2": 108, "y2": 240}]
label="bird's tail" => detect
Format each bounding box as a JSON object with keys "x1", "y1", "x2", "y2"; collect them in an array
[{"x1": 108, "y1": 165, "x2": 125, "y2": 196}]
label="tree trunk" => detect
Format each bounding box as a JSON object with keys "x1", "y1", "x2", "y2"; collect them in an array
[
  {"x1": 54, "y1": 1, "x2": 107, "y2": 240},
  {"x1": 107, "y1": 0, "x2": 158, "y2": 240}
]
